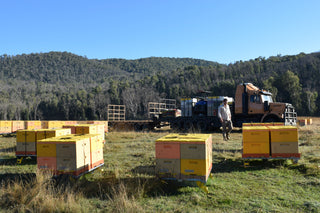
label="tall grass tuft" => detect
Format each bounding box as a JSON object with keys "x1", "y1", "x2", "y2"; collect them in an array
[{"x1": 0, "y1": 169, "x2": 87, "y2": 212}]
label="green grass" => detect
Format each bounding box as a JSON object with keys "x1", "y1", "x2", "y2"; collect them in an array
[{"x1": 0, "y1": 121, "x2": 320, "y2": 212}]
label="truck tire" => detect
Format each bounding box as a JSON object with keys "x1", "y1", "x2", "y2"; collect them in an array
[
  {"x1": 170, "y1": 121, "x2": 179, "y2": 131},
  {"x1": 263, "y1": 116, "x2": 279, "y2": 123},
  {"x1": 184, "y1": 120, "x2": 194, "y2": 131},
  {"x1": 134, "y1": 123, "x2": 142, "y2": 131},
  {"x1": 196, "y1": 120, "x2": 207, "y2": 132}
]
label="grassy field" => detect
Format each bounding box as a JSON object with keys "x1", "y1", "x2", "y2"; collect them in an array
[{"x1": 0, "y1": 118, "x2": 320, "y2": 212}]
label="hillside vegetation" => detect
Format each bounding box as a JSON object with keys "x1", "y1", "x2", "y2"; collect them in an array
[{"x1": 0, "y1": 52, "x2": 319, "y2": 120}]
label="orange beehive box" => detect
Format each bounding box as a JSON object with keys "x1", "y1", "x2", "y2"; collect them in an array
[
  {"x1": 75, "y1": 124, "x2": 97, "y2": 135},
  {"x1": 307, "y1": 118, "x2": 312, "y2": 125},
  {"x1": 37, "y1": 157, "x2": 57, "y2": 170},
  {"x1": 12, "y1": 120, "x2": 25, "y2": 132},
  {"x1": 25, "y1": 121, "x2": 41, "y2": 130},
  {"x1": 155, "y1": 142, "x2": 180, "y2": 159},
  {"x1": 298, "y1": 119, "x2": 307, "y2": 126}
]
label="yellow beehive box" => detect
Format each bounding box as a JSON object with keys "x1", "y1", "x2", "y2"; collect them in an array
[
  {"x1": 269, "y1": 126, "x2": 298, "y2": 143},
  {"x1": 86, "y1": 134, "x2": 104, "y2": 152},
  {"x1": 37, "y1": 142, "x2": 57, "y2": 157},
  {"x1": 180, "y1": 159, "x2": 208, "y2": 176},
  {"x1": 46, "y1": 128, "x2": 72, "y2": 138},
  {"x1": 95, "y1": 124, "x2": 105, "y2": 135},
  {"x1": 26, "y1": 130, "x2": 37, "y2": 142},
  {"x1": 242, "y1": 126, "x2": 269, "y2": 143},
  {"x1": 91, "y1": 149, "x2": 104, "y2": 169},
  {"x1": 17, "y1": 130, "x2": 27, "y2": 142},
  {"x1": 55, "y1": 136, "x2": 91, "y2": 172},
  {"x1": 243, "y1": 141, "x2": 270, "y2": 154},
  {"x1": 307, "y1": 118, "x2": 312, "y2": 125},
  {"x1": 0, "y1": 120, "x2": 12, "y2": 133},
  {"x1": 37, "y1": 129, "x2": 50, "y2": 141}
]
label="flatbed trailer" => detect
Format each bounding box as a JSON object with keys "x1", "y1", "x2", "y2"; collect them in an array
[{"x1": 108, "y1": 120, "x2": 158, "y2": 131}]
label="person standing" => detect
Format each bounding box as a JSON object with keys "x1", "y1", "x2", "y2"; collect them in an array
[{"x1": 218, "y1": 98, "x2": 233, "y2": 141}]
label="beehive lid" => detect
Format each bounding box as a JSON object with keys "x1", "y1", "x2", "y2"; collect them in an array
[
  {"x1": 268, "y1": 126, "x2": 297, "y2": 131},
  {"x1": 156, "y1": 134, "x2": 211, "y2": 143},
  {"x1": 242, "y1": 126, "x2": 269, "y2": 131},
  {"x1": 37, "y1": 134, "x2": 74, "y2": 143}
]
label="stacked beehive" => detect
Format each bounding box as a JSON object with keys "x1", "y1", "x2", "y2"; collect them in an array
[
  {"x1": 16, "y1": 130, "x2": 37, "y2": 156},
  {"x1": 37, "y1": 135, "x2": 90, "y2": 176},
  {"x1": 269, "y1": 126, "x2": 300, "y2": 158},
  {"x1": 0, "y1": 120, "x2": 12, "y2": 134},
  {"x1": 37, "y1": 134, "x2": 104, "y2": 176},
  {"x1": 155, "y1": 134, "x2": 181, "y2": 179},
  {"x1": 16, "y1": 128, "x2": 72, "y2": 156},
  {"x1": 242, "y1": 126, "x2": 300, "y2": 158},
  {"x1": 156, "y1": 134, "x2": 212, "y2": 183},
  {"x1": 242, "y1": 126, "x2": 270, "y2": 158}
]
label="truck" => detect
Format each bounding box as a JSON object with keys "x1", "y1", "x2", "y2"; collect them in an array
[{"x1": 154, "y1": 83, "x2": 297, "y2": 131}]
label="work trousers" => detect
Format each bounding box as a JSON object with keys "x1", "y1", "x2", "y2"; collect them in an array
[{"x1": 222, "y1": 120, "x2": 233, "y2": 140}]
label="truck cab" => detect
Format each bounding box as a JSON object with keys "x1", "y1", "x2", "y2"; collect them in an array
[{"x1": 234, "y1": 83, "x2": 297, "y2": 126}]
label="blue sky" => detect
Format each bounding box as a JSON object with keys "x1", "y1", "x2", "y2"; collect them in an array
[{"x1": 1, "y1": 0, "x2": 319, "y2": 64}]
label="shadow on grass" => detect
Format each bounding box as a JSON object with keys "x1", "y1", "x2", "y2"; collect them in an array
[
  {"x1": 0, "y1": 146, "x2": 16, "y2": 153},
  {"x1": 212, "y1": 158, "x2": 291, "y2": 173},
  {"x1": 0, "y1": 173, "x2": 36, "y2": 184}
]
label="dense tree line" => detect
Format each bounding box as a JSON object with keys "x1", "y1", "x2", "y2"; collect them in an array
[{"x1": 0, "y1": 51, "x2": 319, "y2": 120}]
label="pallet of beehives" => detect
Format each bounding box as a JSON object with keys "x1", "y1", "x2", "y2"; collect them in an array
[
  {"x1": 16, "y1": 128, "x2": 72, "y2": 157},
  {"x1": 155, "y1": 134, "x2": 212, "y2": 183},
  {"x1": 242, "y1": 126, "x2": 270, "y2": 158},
  {"x1": 37, "y1": 134, "x2": 104, "y2": 177}
]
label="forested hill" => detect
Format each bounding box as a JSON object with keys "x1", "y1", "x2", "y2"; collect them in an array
[
  {"x1": 0, "y1": 51, "x2": 319, "y2": 120},
  {"x1": 0, "y1": 52, "x2": 218, "y2": 84}
]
